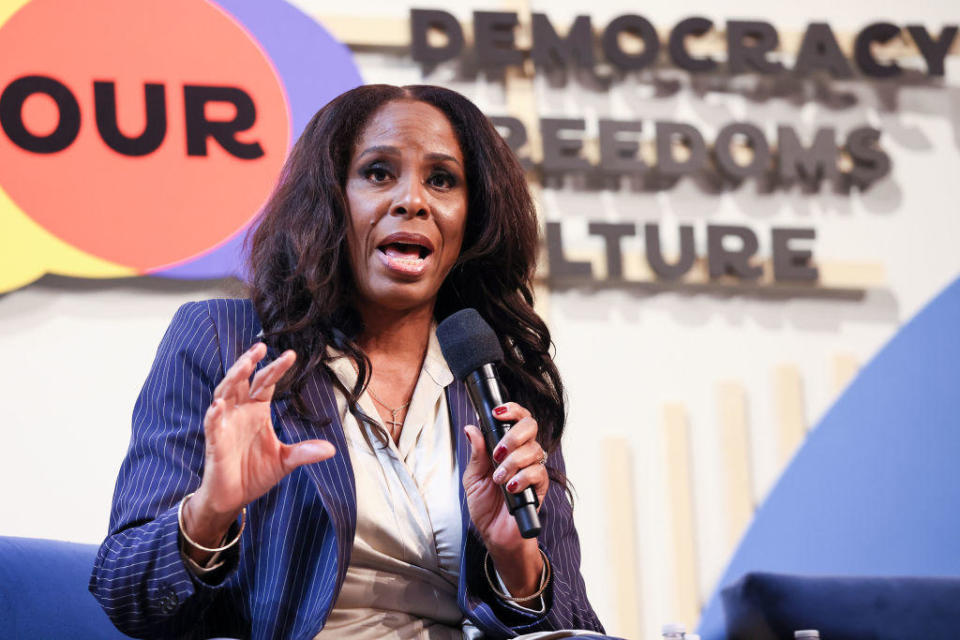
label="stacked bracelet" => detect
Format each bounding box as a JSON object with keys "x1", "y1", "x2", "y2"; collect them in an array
[
  {"x1": 177, "y1": 492, "x2": 246, "y2": 554},
  {"x1": 483, "y1": 548, "x2": 552, "y2": 603}
]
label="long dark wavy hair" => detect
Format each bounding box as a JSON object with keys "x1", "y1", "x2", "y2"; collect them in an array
[{"x1": 247, "y1": 84, "x2": 567, "y2": 464}]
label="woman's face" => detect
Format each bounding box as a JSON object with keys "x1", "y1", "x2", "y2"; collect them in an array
[{"x1": 345, "y1": 99, "x2": 468, "y2": 314}]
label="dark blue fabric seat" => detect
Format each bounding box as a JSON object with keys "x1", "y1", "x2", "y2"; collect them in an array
[
  {"x1": 0, "y1": 536, "x2": 132, "y2": 639},
  {"x1": 722, "y1": 572, "x2": 960, "y2": 640}
]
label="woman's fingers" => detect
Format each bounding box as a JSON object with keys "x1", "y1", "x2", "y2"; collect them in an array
[
  {"x1": 213, "y1": 343, "x2": 266, "y2": 403},
  {"x1": 280, "y1": 439, "x2": 336, "y2": 474},
  {"x1": 487, "y1": 403, "x2": 549, "y2": 508},
  {"x1": 491, "y1": 415, "x2": 537, "y2": 464},
  {"x1": 502, "y1": 463, "x2": 549, "y2": 507},
  {"x1": 202, "y1": 397, "x2": 225, "y2": 444},
  {"x1": 461, "y1": 424, "x2": 493, "y2": 488},
  {"x1": 249, "y1": 350, "x2": 296, "y2": 401},
  {"x1": 211, "y1": 357, "x2": 249, "y2": 403},
  {"x1": 206, "y1": 345, "x2": 291, "y2": 457},
  {"x1": 492, "y1": 401, "x2": 532, "y2": 422},
  {"x1": 491, "y1": 439, "x2": 543, "y2": 485}
]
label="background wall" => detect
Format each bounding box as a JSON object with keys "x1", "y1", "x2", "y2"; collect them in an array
[{"x1": 1, "y1": 1, "x2": 958, "y2": 639}]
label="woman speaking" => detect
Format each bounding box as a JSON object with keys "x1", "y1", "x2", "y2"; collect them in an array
[{"x1": 90, "y1": 84, "x2": 614, "y2": 640}]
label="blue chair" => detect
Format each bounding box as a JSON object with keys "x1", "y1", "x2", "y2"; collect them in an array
[
  {"x1": 721, "y1": 572, "x2": 960, "y2": 640},
  {"x1": 0, "y1": 536, "x2": 132, "y2": 639}
]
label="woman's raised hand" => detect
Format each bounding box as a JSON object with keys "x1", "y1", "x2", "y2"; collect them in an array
[{"x1": 182, "y1": 343, "x2": 336, "y2": 556}]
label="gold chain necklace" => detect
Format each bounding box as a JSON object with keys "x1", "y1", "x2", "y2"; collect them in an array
[
  {"x1": 365, "y1": 384, "x2": 411, "y2": 434},
  {"x1": 351, "y1": 345, "x2": 425, "y2": 436}
]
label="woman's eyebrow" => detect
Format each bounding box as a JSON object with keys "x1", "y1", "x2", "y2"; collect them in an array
[
  {"x1": 356, "y1": 145, "x2": 400, "y2": 161},
  {"x1": 425, "y1": 152, "x2": 462, "y2": 168},
  {"x1": 356, "y1": 145, "x2": 462, "y2": 168}
]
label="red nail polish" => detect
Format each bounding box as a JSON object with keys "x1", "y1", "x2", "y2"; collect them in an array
[
  {"x1": 493, "y1": 446, "x2": 507, "y2": 463},
  {"x1": 493, "y1": 406, "x2": 507, "y2": 416},
  {"x1": 507, "y1": 480, "x2": 518, "y2": 492}
]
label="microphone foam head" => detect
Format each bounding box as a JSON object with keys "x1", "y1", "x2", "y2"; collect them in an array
[{"x1": 436, "y1": 308, "x2": 504, "y2": 381}]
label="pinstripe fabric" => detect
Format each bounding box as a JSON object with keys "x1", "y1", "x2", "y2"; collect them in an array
[{"x1": 90, "y1": 299, "x2": 607, "y2": 640}]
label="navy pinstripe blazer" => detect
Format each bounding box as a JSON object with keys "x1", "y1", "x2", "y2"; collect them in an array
[{"x1": 90, "y1": 299, "x2": 605, "y2": 640}]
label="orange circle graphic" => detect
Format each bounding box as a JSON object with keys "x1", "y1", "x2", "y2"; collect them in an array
[{"x1": 0, "y1": 0, "x2": 289, "y2": 270}]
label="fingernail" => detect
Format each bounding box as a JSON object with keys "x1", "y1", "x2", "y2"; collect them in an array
[
  {"x1": 493, "y1": 406, "x2": 507, "y2": 416},
  {"x1": 493, "y1": 446, "x2": 507, "y2": 463},
  {"x1": 507, "y1": 479, "x2": 519, "y2": 492},
  {"x1": 493, "y1": 467, "x2": 506, "y2": 483}
]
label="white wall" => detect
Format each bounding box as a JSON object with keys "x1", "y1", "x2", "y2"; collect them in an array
[{"x1": 0, "y1": 278, "x2": 242, "y2": 542}]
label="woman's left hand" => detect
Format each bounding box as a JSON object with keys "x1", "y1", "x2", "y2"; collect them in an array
[{"x1": 462, "y1": 402, "x2": 549, "y2": 596}]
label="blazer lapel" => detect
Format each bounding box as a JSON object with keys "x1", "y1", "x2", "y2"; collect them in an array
[
  {"x1": 446, "y1": 379, "x2": 476, "y2": 520},
  {"x1": 275, "y1": 366, "x2": 357, "y2": 603},
  {"x1": 446, "y1": 378, "x2": 482, "y2": 579}
]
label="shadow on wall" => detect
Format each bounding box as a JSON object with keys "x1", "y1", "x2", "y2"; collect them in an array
[
  {"x1": 0, "y1": 274, "x2": 245, "y2": 324},
  {"x1": 549, "y1": 284, "x2": 900, "y2": 331}
]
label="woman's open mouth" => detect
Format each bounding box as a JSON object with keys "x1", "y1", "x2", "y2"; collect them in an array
[{"x1": 376, "y1": 233, "x2": 435, "y2": 277}]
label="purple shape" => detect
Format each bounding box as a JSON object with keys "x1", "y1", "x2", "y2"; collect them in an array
[
  {"x1": 151, "y1": 0, "x2": 363, "y2": 280},
  {"x1": 152, "y1": 226, "x2": 252, "y2": 281}
]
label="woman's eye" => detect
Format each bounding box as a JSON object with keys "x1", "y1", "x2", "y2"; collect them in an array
[
  {"x1": 428, "y1": 172, "x2": 455, "y2": 189},
  {"x1": 364, "y1": 165, "x2": 391, "y2": 183}
]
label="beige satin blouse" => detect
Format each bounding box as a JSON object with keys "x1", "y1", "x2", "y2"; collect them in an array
[{"x1": 315, "y1": 329, "x2": 464, "y2": 639}]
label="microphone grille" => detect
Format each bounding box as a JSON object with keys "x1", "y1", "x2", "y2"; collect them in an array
[{"x1": 436, "y1": 308, "x2": 504, "y2": 381}]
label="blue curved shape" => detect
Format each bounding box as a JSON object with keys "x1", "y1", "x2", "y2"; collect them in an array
[{"x1": 699, "y1": 275, "x2": 960, "y2": 640}]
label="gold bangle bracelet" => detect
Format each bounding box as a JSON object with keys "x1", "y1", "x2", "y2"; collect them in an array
[
  {"x1": 484, "y1": 548, "x2": 552, "y2": 603},
  {"x1": 177, "y1": 491, "x2": 246, "y2": 554}
]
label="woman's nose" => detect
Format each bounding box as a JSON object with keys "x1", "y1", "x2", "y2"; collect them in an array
[{"x1": 391, "y1": 174, "x2": 429, "y2": 218}]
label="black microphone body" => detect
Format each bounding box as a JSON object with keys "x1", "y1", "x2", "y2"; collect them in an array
[
  {"x1": 464, "y1": 364, "x2": 541, "y2": 539},
  {"x1": 437, "y1": 308, "x2": 542, "y2": 539}
]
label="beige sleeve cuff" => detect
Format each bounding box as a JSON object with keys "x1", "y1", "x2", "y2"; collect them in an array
[
  {"x1": 179, "y1": 539, "x2": 226, "y2": 577},
  {"x1": 494, "y1": 565, "x2": 547, "y2": 614}
]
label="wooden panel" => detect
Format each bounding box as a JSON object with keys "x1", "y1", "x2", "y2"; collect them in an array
[
  {"x1": 312, "y1": 15, "x2": 411, "y2": 48},
  {"x1": 717, "y1": 381, "x2": 754, "y2": 549},
  {"x1": 663, "y1": 405, "x2": 700, "y2": 630},
  {"x1": 601, "y1": 437, "x2": 643, "y2": 639},
  {"x1": 833, "y1": 353, "x2": 860, "y2": 395},
  {"x1": 817, "y1": 261, "x2": 886, "y2": 289},
  {"x1": 774, "y1": 364, "x2": 807, "y2": 466}
]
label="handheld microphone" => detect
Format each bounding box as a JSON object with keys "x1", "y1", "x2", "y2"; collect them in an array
[{"x1": 436, "y1": 308, "x2": 541, "y2": 539}]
